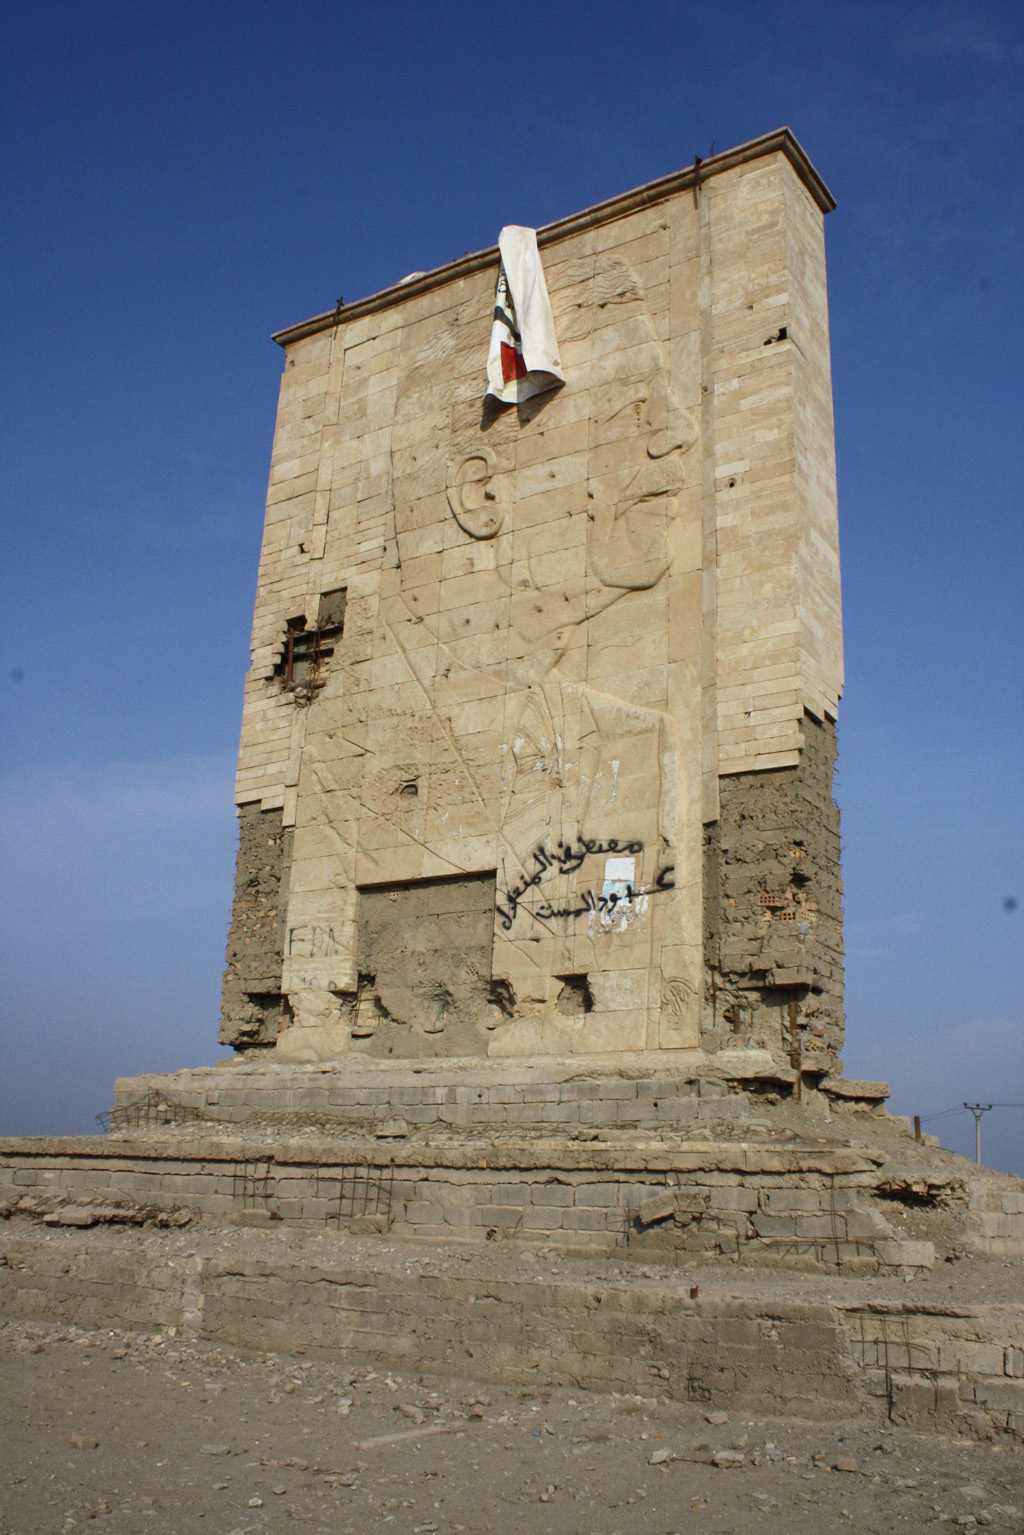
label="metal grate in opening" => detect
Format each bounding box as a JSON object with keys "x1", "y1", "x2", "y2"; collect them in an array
[
  {"x1": 316, "y1": 1164, "x2": 394, "y2": 1228},
  {"x1": 96, "y1": 1090, "x2": 206, "y2": 1133},
  {"x1": 233, "y1": 1159, "x2": 273, "y2": 1210}
]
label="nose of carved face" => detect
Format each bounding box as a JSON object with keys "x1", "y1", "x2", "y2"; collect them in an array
[
  {"x1": 640, "y1": 380, "x2": 698, "y2": 461},
  {"x1": 645, "y1": 409, "x2": 698, "y2": 462},
  {"x1": 615, "y1": 395, "x2": 696, "y2": 517}
]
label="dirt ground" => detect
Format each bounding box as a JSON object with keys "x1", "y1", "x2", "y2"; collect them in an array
[{"x1": 2, "y1": 1315, "x2": 1022, "y2": 1535}]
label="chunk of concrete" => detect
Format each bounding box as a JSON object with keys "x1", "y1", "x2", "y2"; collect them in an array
[{"x1": 875, "y1": 1239, "x2": 935, "y2": 1270}]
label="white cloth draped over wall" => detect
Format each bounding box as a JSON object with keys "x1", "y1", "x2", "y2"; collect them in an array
[{"x1": 486, "y1": 226, "x2": 564, "y2": 404}]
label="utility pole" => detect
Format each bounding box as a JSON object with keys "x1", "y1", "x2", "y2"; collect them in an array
[{"x1": 964, "y1": 1104, "x2": 992, "y2": 1166}]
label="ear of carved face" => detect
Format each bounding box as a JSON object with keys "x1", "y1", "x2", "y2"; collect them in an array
[{"x1": 447, "y1": 451, "x2": 506, "y2": 540}]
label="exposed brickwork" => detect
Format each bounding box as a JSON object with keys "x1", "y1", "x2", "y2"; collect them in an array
[
  {"x1": 703, "y1": 713, "x2": 843, "y2": 1071},
  {"x1": 220, "y1": 805, "x2": 293, "y2": 1048}
]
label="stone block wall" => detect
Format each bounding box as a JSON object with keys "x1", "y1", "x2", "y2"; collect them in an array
[
  {"x1": 112, "y1": 1068, "x2": 754, "y2": 1133},
  {"x1": 6, "y1": 1135, "x2": 985, "y2": 1268},
  {"x1": 843, "y1": 1306, "x2": 1024, "y2": 1432},
  {"x1": 968, "y1": 1186, "x2": 1024, "y2": 1257},
  {"x1": 3, "y1": 1230, "x2": 1024, "y2": 1436},
  {"x1": 215, "y1": 131, "x2": 844, "y2": 1066}
]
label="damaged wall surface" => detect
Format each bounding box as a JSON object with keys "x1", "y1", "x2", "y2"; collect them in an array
[
  {"x1": 702, "y1": 712, "x2": 843, "y2": 1069},
  {"x1": 220, "y1": 805, "x2": 292, "y2": 1047},
  {"x1": 219, "y1": 130, "x2": 844, "y2": 1069},
  {"x1": 351, "y1": 873, "x2": 500, "y2": 1056}
]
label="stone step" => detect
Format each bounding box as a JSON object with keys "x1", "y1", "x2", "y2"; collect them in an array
[
  {"x1": 109, "y1": 1050, "x2": 803, "y2": 1136},
  {"x1": 2, "y1": 1224, "x2": 1022, "y2": 1438}
]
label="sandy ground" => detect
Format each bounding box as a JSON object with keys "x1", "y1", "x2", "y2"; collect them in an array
[{"x1": 2, "y1": 1316, "x2": 1022, "y2": 1535}]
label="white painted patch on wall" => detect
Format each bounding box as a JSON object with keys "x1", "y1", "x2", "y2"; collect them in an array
[
  {"x1": 595, "y1": 854, "x2": 647, "y2": 931},
  {"x1": 603, "y1": 856, "x2": 635, "y2": 889}
]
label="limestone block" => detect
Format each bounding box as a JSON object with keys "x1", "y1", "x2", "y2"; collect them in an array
[
  {"x1": 573, "y1": 1184, "x2": 623, "y2": 1209},
  {"x1": 751, "y1": 1214, "x2": 797, "y2": 1238},
  {"x1": 968, "y1": 1379, "x2": 1024, "y2": 1413},
  {"x1": 949, "y1": 1342, "x2": 1013, "y2": 1377},
  {"x1": 875, "y1": 1240, "x2": 935, "y2": 1270},
  {"x1": 708, "y1": 1187, "x2": 758, "y2": 1213},
  {"x1": 521, "y1": 1207, "x2": 564, "y2": 1232}
]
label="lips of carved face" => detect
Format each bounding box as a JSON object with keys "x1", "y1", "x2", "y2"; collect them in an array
[
  {"x1": 618, "y1": 452, "x2": 685, "y2": 522},
  {"x1": 600, "y1": 378, "x2": 696, "y2": 520}
]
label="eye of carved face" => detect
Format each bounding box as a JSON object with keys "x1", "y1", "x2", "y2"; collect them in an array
[{"x1": 448, "y1": 452, "x2": 505, "y2": 540}]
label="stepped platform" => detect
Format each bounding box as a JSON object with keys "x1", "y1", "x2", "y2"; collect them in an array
[
  {"x1": 1, "y1": 1222, "x2": 1023, "y2": 1439},
  {"x1": 3, "y1": 1053, "x2": 1023, "y2": 1439}
]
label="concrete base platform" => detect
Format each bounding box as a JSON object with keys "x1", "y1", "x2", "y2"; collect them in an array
[
  {"x1": 111, "y1": 1048, "x2": 821, "y2": 1136},
  {"x1": 4, "y1": 1057, "x2": 1023, "y2": 1441},
  {"x1": 1, "y1": 1222, "x2": 1023, "y2": 1439}
]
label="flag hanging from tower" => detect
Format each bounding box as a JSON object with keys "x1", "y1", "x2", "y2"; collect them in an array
[{"x1": 486, "y1": 225, "x2": 564, "y2": 404}]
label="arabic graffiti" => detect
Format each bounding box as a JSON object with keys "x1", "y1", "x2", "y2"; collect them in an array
[
  {"x1": 495, "y1": 837, "x2": 644, "y2": 930},
  {"x1": 531, "y1": 865, "x2": 676, "y2": 923},
  {"x1": 495, "y1": 828, "x2": 675, "y2": 930}
]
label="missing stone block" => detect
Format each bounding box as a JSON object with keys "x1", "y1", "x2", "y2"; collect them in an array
[
  {"x1": 420, "y1": 982, "x2": 455, "y2": 1033},
  {"x1": 352, "y1": 872, "x2": 499, "y2": 1054},
  {"x1": 488, "y1": 978, "x2": 516, "y2": 1019},
  {"x1": 348, "y1": 972, "x2": 384, "y2": 1037},
  {"x1": 273, "y1": 588, "x2": 346, "y2": 701},
  {"x1": 704, "y1": 721, "x2": 843, "y2": 1067},
  {"x1": 556, "y1": 974, "x2": 594, "y2": 1016},
  {"x1": 220, "y1": 805, "x2": 294, "y2": 1050},
  {"x1": 873, "y1": 1177, "x2": 959, "y2": 1209},
  {"x1": 316, "y1": 587, "x2": 347, "y2": 631}
]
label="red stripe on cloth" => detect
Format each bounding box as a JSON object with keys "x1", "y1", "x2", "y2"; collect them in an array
[{"x1": 500, "y1": 341, "x2": 528, "y2": 384}]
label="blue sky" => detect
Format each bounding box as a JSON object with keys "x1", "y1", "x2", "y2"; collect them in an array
[{"x1": 2, "y1": 1, "x2": 1022, "y2": 1171}]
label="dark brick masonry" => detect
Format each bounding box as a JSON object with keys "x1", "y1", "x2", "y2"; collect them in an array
[
  {"x1": 219, "y1": 805, "x2": 293, "y2": 1048},
  {"x1": 702, "y1": 713, "x2": 844, "y2": 1074}
]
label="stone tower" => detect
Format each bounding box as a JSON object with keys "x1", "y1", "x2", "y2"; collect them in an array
[{"x1": 220, "y1": 129, "x2": 844, "y2": 1078}]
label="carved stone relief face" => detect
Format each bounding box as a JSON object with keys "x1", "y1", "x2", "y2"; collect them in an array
[
  {"x1": 587, "y1": 368, "x2": 698, "y2": 592},
  {"x1": 386, "y1": 251, "x2": 697, "y2": 695},
  {"x1": 278, "y1": 221, "x2": 711, "y2": 1057}
]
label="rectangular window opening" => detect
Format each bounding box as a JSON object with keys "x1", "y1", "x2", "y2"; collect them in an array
[{"x1": 273, "y1": 589, "x2": 347, "y2": 690}]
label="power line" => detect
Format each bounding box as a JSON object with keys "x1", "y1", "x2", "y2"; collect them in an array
[
  {"x1": 918, "y1": 1102, "x2": 1024, "y2": 1123},
  {"x1": 965, "y1": 1104, "x2": 993, "y2": 1165}
]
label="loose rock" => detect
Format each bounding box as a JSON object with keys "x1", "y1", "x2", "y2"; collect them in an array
[{"x1": 712, "y1": 1449, "x2": 745, "y2": 1468}]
